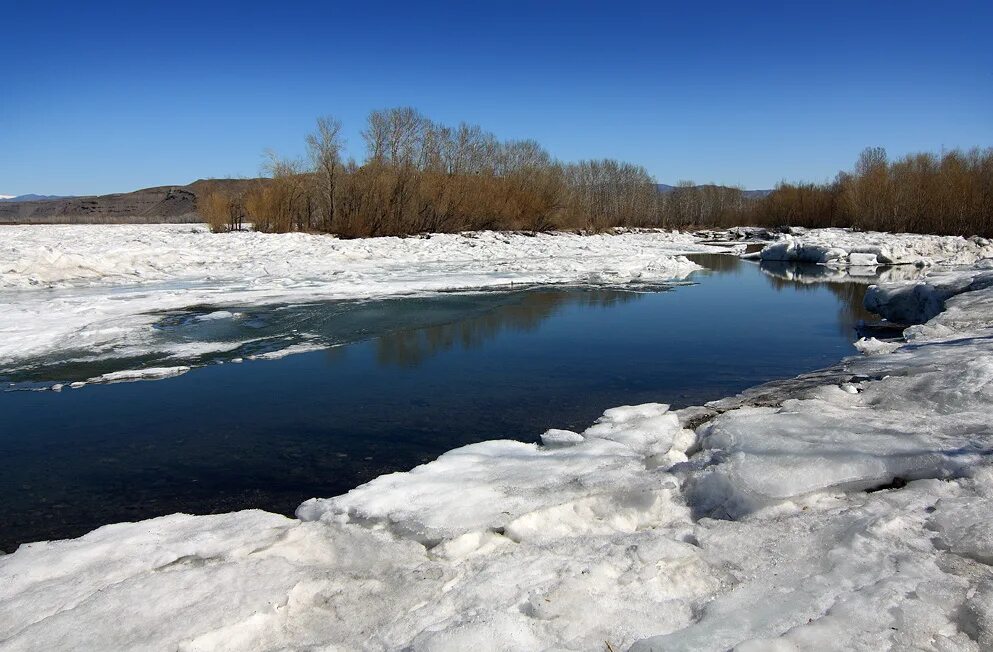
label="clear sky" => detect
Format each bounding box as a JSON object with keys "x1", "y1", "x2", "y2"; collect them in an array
[{"x1": 2, "y1": 0, "x2": 991, "y2": 196}]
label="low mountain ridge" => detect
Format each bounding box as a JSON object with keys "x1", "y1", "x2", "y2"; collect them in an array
[
  {"x1": 0, "y1": 180, "x2": 256, "y2": 224},
  {"x1": 0, "y1": 194, "x2": 70, "y2": 203}
]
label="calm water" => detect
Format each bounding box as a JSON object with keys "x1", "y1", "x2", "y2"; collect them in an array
[{"x1": 0, "y1": 255, "x2": 880, "y2": 551}]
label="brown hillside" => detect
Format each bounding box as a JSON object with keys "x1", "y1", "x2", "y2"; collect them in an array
[{"x1": 0, "y1": 179, "x2": 259, "y2": 224}]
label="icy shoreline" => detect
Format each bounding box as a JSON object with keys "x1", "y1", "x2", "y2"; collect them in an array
[
  {"x1": 0, "y1": 225, "x2": 715, "y2": 381},
  {"x1": 3, "y1": 229, "x2": 993, "y2": 650}
]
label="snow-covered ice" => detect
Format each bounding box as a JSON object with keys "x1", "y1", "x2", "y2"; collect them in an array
[
  {"x1": 853, "y1": 336, "x2": 901, "y2": 355},
  {"x1": 89, "y1": 365, "x2": 191, "y2": 384},
  {"x1": 3, "y1": 228, "x2": 993, "y2": 650},
  {"x1": 757, "y1": 227, "x2": 993, "y2": 267},
  {"x1": 0, "y1": 225, "x2": 713, "y2": 380}
]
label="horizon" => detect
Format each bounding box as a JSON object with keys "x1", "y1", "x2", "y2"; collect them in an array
[{"x1": 2, "y1": 0, "x2": 991, "y2": 196}]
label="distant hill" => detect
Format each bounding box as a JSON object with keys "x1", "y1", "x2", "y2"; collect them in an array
[
  {"x1": 656, "y1": 183, "x2": 771, "y2": 199},
  {"x1": 0, "y1": 194, "x2": 71, "y2": 202},
  {"x1": 0, "y1": 180, "x2": 257, "y2": 224}
]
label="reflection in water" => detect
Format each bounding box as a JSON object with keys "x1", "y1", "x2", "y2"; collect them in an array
[
  {"x1": 686, "y1": 252, "x2": 746, "y2": 273},
  {"x1": 1, "y1": 290, "x2": 650, "y2": 385},
  {"x1": 758, "y1": 260, "x2": 926, "y2": 286},
  {"x1": 756, "y1": 260, "x2": 928, "y2": 335},
  {"x1": 689, "y1": 254, "x2": 882, "y2": 336},
  {"x1": 376, "y1": 289, "x2": 642, "y2": 367},
  {"x1": 757, "y1": 261, "x2": 878, "y2": 332}
]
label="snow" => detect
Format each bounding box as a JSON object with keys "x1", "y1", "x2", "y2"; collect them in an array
[
  {"x1": 757, "y1": 227, "x2": 993, "y2": 267},
  {"x1": 245, "y1": 342, "x2": 328, "y2": 361},
  {"x1": 3, "y1": 229, "x2": 993, "y2": 650},
  {"x1": 90, "y1": 366, "x2": 191, "y2": 383},
  {"x1": 0, "y1": 225, "x2": 713, "y2": 379},
  {"x1": 192, "y1": 310, "x2": 238, "y2": 322},
  {"x1": 297, "y1": 403, "x2": 693, "y2": 545},
  {"x1": 853, "y1": 336, "x2": 901, "y2": 355}
]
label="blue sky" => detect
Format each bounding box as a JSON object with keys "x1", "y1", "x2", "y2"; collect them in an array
[{"x1": 1, "y1": 0, "x2": 991, "y2": 196}]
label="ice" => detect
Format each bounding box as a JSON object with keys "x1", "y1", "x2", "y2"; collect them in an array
[
  {"x1": 757, "y1": 228, "x2": 993, "y2": 267},
  {"x1": 90, "y1": 366, "x2": 191, "y2": 383},
  {"x1": 245, "y1": 342, "x2": 328, "y2": 360},
  {"x1": 688, "y1": 266, "x2": 993, "y2": 519},
  {"x1": 633, "y1": 478, "x2": 987, "y2": 652},
  {"x1": 865, "y1": 266, "x2": 993, "y2": 327},
  {"x1": 4, "y1": 233, "x2": 993, "y2": 649},
  {"x1": 297, "y1": 403, "x2": 694, "y2": 545},
  {"x1": 193, "y1": 310, "x2": 238, "y2": 322},
  {"x1": 853, "y1": 336, "x2": 901, "y2": 355},
  {"x1": 0, "y1": 225, "x2": 713, "y2": 378}
]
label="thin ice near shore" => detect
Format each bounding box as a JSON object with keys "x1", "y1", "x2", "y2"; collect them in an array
[
  {"x1": 2, "y1": 231, "x2": 993, "y2": 650},
  {"x1": 0, "y1": 225, "x2": 714, "y2": 379}
]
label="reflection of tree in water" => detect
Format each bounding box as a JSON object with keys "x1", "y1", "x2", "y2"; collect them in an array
[
  {"x1": 375, "y1": 289, "x2": 642, "y2": 367},
  {"x1": 758, "y1": 261, "x2": 879, "y2": 335}
]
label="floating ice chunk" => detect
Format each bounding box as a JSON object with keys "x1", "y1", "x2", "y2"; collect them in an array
[
  {"x1": 90, "y1": 366, "x2": 191, "y2": 384},
  {"x1": 193, "y1": 310, "x2": 239, "y2": 321},
  {"x1": 246, "y1": 343, "x2": 327, "y2": 360}
]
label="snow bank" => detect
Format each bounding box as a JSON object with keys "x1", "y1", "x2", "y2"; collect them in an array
[
  {"x1": 688, "y1": 264, "x2": 993, "y2": 516},
  {"x1": 0, "y1": 225, "x2": 714, "y2": 378},
  {"x1": 4, "y1": 238, "x2": 993, "y2": 650},
  {"x1": 298, "y1": 404, "x2": 694, "y2": 545},
  {"x1": 864, "y1": 263, "x2": 993, "y2": 327},
  {"x1": 757, "y1": 228, "x2": 993, "y2": 267}
]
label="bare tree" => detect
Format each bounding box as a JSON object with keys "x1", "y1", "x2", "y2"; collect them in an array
[{"x1": 307, "y1": 116, "x2": 345, "y2": 231}]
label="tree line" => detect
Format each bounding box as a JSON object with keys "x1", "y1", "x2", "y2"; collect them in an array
[
  {"x1": 199, "y1": 108, "x2": 992, "y2": 237},
  {"x1": 753, "y1": 147, "x2": 993, "y2": 236}
]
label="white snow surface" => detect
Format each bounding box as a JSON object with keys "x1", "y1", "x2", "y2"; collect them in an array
[
  {"x1": 90, "y1": 366, "x2": 191, "y2": 383},
  {"x1": 3, "y1": 231, "x2": 993, "y2": 650},
  {"x1": 758, "y1": 227, "x2": 993, "y2": 267},
  {"x1": 0, "y1": 225, "x2": 712, "y2": 375}
]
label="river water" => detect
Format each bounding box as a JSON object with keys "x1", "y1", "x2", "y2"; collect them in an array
[{"x1": 0, "y1": 254, "x2": 883, "y2": 550}]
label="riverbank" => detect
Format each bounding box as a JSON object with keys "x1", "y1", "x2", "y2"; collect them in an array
[{"x1": 1, "y1": 225, "x2": 717, "y2": 381}]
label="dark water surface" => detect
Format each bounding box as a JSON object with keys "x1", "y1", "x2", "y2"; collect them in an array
[{"x1": 0, "y1": 255, "x2": 880, "y2": 551}]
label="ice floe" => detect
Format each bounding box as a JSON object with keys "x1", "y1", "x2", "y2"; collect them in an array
[
  {"x1": 90, "y1": 366, "x2": 191, "y2": 383},
  {"x1": 757, "y1": 227, "x2": 993, "y2": 267}
]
